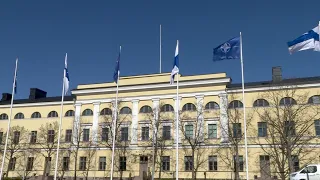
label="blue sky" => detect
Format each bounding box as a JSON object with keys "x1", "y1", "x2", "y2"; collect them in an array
[{"x1": 1, "y1": 0, "x2": 320, "y2": 99}]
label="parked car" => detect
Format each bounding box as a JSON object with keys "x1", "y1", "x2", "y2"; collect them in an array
[{"x1": 290, "y1": 164, "x2": 320, "y2": 180}]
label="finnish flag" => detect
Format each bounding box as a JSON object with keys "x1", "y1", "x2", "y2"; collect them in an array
[
  {"x1": 64, "y1": 53, "x2": 70, "y2": 95},
  {"x1": 287, "y1": 24, "x2": 320, "y2": 54},
  {"x1": 170, "y1": 40, "x2": 179, "y2": 85}
]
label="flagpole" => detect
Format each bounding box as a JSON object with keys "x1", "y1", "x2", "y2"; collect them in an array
[
  {"x1": 0, "y1": 58, "x2": 18, "y2": 180},
  {"x1": 160, "y1": 24, "x2": 162, "y2": 73},
  {"x1": 110, "y1": 46, "x2": 121, "y2": 180},
  {"x1": 175, "y1": 73, "x2": 179, "y2": 180},
  {"x1": 53, "y1": 53, "x2": 67, "y2": 180},
  {"x1": 240, "y1": 32, "x2": 249, "y2": 180}
]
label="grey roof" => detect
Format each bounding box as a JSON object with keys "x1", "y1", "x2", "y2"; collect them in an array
[{"x1": 0, "y1": 96, "x2": 74, "y2": 105}]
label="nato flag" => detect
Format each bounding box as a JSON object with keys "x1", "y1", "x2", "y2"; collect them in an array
[{"x1": 213, "y1": 36, "x2": 240, "y2": 61}]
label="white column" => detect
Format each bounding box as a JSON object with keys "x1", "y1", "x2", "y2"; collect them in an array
[
  {"x1": 73, "y1": 103, "x2": 82, "y2": 144},
  {"x1": 173, "y1": 96, "x2": 182, "y2": 143},
  {"x1": 219, "y1": 93, "x2": 229, "y2": 143},
  {"x1": 131, "y1": 99, "x2": 139, "y2": 145},
  {"x1": 92, "y1": 102, "x2": 100, "y2": 143},
  {"x1": 195, "y1": 95, "x2": 204, "y2": 142}
]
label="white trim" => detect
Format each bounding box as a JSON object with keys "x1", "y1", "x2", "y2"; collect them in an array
[
  {"x1": 227, "y1": 83, "x2": 320, "y2": 93},
  {"x1": 0, "y1": 101, "x2": 74, "y2": 108}
]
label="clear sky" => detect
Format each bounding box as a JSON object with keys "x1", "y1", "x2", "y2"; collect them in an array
[{"x1": 1, "y1": 0, "x2": 320, "y2": 99}]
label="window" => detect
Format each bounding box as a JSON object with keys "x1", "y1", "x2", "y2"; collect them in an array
[
  {"x1": 184, "y1": 156, "x2": 193, "y2": 171},
  {"x1": 8, "y1": 157, "x2": 16, "y2": 171},
  {"x1": 44, "y1": 157, "x2": 51, "y2": 172},
  {"x1": 0, "y1": 132, "x2": 3, "y2": 144},
  {"x1": 182, "y1": 103, "x2": 196, "y2": 111},
  {"x1": 100, "y1": 108, "x2": 112, "y2": 116},
  {"x1": 162, "y1": 126, "x2": 171, "y2": 140},
  {"x1": 303, "y1": 166, "x2": 318, "y2": 173},
  {"x1": 259, "y1": 155, "x2": 270, "y2": 169},
  {"x1": 65, "y1": 110, "x2": 75, "y2": 117},
  {"x1": 120, "y1": 107, "x2": 131, "y2": 114},
  {"x1": 47, "y1": 130, "x2": 55, "y2": 143},
  {"x1": 141, "y1": 127, "x2": 149, "y2": 141},
  {"x1": 208, "y1": 156, "x2": 218, "y2": 171},
  {"x1": 31, "y1": 112, "x2": 41, "y2": 118},
  {"x1": 234, "y1": 155, "x2": 244, "y2": 172},
  {"x1": 13, "y1": 131, "x2": 20, "y2": 144},
  {"x1": 292, "y1": 156, "x2": 299, "y2": 172},
  {"x1": 229, "y1": 100, "x2": 243, "y2": 109},
  {"x1": 280, "y1": 97, "x2": 297, "y2": 106},
  {"x1": 79, "y1": 157, "x2": 87, "y2": 170},
  {"x1": 119, "y1": 157, "x2": 126, "y2": 171},
  {"x1": 161, "y1": 104, "x2": 174, "y2": 112},
  {"x1": 62, "y1": 157, "x2": 69, "y2": 171},
  {"x1": 14, "y1": 113, "x2": 24, "y2": 119},
  {"x1": 101, "y1": 128, "x2": 109, "y2": 142},
  {"x1": 30, "y1": 131, "x2": 37, "y2": 144},
  {"x1": 205, "y1": 102, "x2": 219, "y2": 110},
  {"x1": 284, "y1": 121, "x2": 296, "y2": 137},
  {"x1": 140, "y1": 106, "x2": 152, "y2": 113},
  {"x1": 253, "y1": 99, "x2": 269, "y2": 107},
  {"x1": 140, "y1": 156, "x2": 148, "y2": 163},
  {"x1": 65, "y1": 129, "x2": 72, "y2": 142},
  {"x1": 208, "y1": 124, "x2": 217, "y2": 139},
  {"x1": 161, "y1": 156, "x2": 170, "y2": 171},
  {"x1": 233, "y1": 123, "x2": 242, "y2": 138},
  {"x1": 83, "y1": 129, "x2": 90, "y2": 142},
  {"x1": 82, "y1": 109, "x2": 93, "y2": 116},
  {"x1": 0, "y1": 113, "x2": 8, "y2": 120},
  {"x1": 315, "y1": 120, "x2": 320, "y2": 136},
  {"x1": 26, "y1": 157, "x2": 34, "y2": 171},
  {"x1": 258, "y1": 122, "x2": 267, "y2": 137},
  {"x1": 308, "y1": 95, "x2": 320, "y2": 104},
  {"x1": 99, "y1": 157, "x2": 106, "y2": 171},
  {"x1": 185, "y1": 125, "x2": 193, "y2": 139},
  {"x1": 121, "y1": 127, "x2": 128, "y2": 141},
  {"x1": 48, "y1": 111, "x2": 58, "y2": 118}
]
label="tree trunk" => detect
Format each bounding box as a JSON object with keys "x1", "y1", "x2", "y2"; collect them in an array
[
  {"x1": 74, "y1": 148, "x2": 79, "y2": 180},
  {"x1": 234, "y1": 145, "x2": 240, "y2": 180},
  {"x1": 192, "y1": 149, "x2": 196, "y2": 179},
  {"x1": 6, "y1": 152, "x2": 13, "y2": 177}
]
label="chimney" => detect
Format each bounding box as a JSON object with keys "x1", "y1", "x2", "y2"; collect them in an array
[
  {"x1": 1, "y1": 93, "x2": 12, "y2": 101},
  {"x1": 29, "y1": 88, "x2": 47, "y2": 100},
  {"x1": 272, "y1": 66, "x2": 282, "y2": 82}
]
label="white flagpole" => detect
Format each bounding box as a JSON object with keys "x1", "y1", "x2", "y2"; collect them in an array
[
  {"x1": 110, "y1": 46, "x2": 121, "y2": 180},
  {"x1": 160, "y1": 24, "x2": 162, "y2": 73},
  {"x1": 53, "y1": 53, "x2": 67, "y2": 180},
  {"x1": 240, "y1": 32, "x2": 249, "y2": 180},
  {"x1": 0, "y1": 58, "x2": 18, "y2": 180},
  {"x1": 175, "y1": 74, "x2": 179, "y2": 180}
]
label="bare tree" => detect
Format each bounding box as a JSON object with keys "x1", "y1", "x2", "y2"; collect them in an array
[
  {"x1": 16, "y1": 148, "x2": 41, "y2": 180},
  {"x1": 56, "y1": 148, "x2": 72, "y2": 180},
  {"x1": 79, "y1": 142, "x2": 97, "y2": 180}
]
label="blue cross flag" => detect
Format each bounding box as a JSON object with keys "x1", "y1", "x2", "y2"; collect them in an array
[
  {"x1": 113, "y1": 47, "x2": 121, "y2": 83},
  {"x1": 213, "y1": 36, "x2": 240, "y2": 61}
]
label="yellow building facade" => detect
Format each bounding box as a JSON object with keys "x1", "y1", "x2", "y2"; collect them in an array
[{"x1": 0, "y1": 67, "x2": 320, "y2": 180}]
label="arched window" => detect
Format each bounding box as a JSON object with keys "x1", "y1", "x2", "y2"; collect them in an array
[
  {"x1": 253, "y1": 99, "x2": 269, "y2": 107},
  {"x1": 65, "y1": 110, "x2": 75, "y2": 117},
  {"x1": 161, "y1": 104, "x2": 174, "y2": 112},
  {"x1": 48, "y1": 111, "x2": 58, "y2": 118},
  {"x1": 82, "y1": 109, "x2": 93, "y2": 116},
  {"x1": 140, "y1": 106, "x2": 153, "y2": 113},
  {"x1": 182, "y1": 103, "x2": 196, "y2": 111},
  {"x1": 280, "y1": 97, "x2": 297, "y2": 106},
  {"x1": 205, "y1": 101, "x2": 219, "y2": 110},
  {"x1": 0, "y1": 113, "x2": 8, "y2": 120},
  {"x1": 14, "y1": 113, "x2": 24, "y2": 119},
  {"x1": 100, "y1": 108, "x2": 112, "y2": 116},
  {"x1": 228, "y1": 100, "x2": 243, "y2": 109},
  {"x1": 31, "y1": 112, "x2": 41, "y2": 118},
  {"x1": 308, "y1": 95, "x2": 320, "y2": 104},
  {"x1": 120, "y1": 107, "x2": 132, "y2": 114}
]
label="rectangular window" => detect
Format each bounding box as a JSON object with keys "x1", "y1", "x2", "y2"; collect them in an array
[
  {"x1": 234, "y1": 155, "x2": 244, "y2": 172},
  {"x1": 83, "y1": 129, "x2": 90, "y2": 142},
  {"x1": 258, "y1": 122, "x2": 267, "y2": 137},
  {"x1": 44, "y1": 157, "x2": 52, "y2": 171},
  {"x1": 0, "y1": 132, "x2": 3, "y2": 144},
  {"x1": 185, "y1": 156, "x2": 193, "y2": 171},
  {"x1": 185, "y1": 125, "x2": 193, "y2": 139},
  {"x1": 208, "y1": 124, "x2": 217, "y2": 139},
  {"x1": 26, "y1": 157, "x2": 34, "y2": 171},
  {"x1": 161, "y1": 156, "x2": 170, "y2": 171},
  {"x1": 162, "y1": 126, "x2": 171, "y2": 140},
  {"x1": 101, "y1": 128, "x2": 108, "y2": 142},
  {"x1": 140, "y1": 156, "x2": 148, "y2": 163},
  {"x1": 141, "y1": 127, "x2": 149, "y2": 141},
  {"x1": 315, "y1": 120, "x2": 320, "y2": 136},
  {"x1": 233, "y1": 123, "x2": 242, "y2": 138},
  {"x1": 65, "y1": 129, "x2": 72, "y2": 143},
  {"x1": 47, "y1": 130, "x2": 55, "y2": 143},
  {"x1": 13, "y1": 131, "x2": 20, "y2": 144},
  {"x1": 208, "y1": 156, "x2": 218, "y2": 171},
  {"x1": 63, "y1": 157, "x2": 70, "y2": 171},
  {"x1": 121, "y1": 127, "x2": 128, "y2": 141},
  {"x1": 260, "y1": 155, "x2": 271, "y2": 178},
  {"x1": 30, "y1": 131, "x2": 37, "y2": 144},
  {"x1": 292, "y1": 155, "x2": 299, "y2": 172},
  {"x1": 119, "y1": 157, "x2": 126, "y2": 171},
  {"x1": 8, "y1": 157, "x2": 16, "y2": 171},
  {"x1": 99, "y1": 157, "x2": 106, "y2": 171},
  {"x1": 79, "y1": 157, "x2": 87, "y2": 170},
  {"x1": 284, "y1": 121, "x2": 296, "y2": 137}
]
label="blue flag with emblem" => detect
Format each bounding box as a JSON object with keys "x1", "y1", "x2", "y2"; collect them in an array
[
  {"x1": 113, "y1": 46, "x2": 121, "y2": 83},
  {"x1": 213, "y1": 36, "x2": 240, "y2": 61}
]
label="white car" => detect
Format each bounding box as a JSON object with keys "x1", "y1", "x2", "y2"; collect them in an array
[{"x1": 290, "y1": 164, "x2": 320, "y2": 180}]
